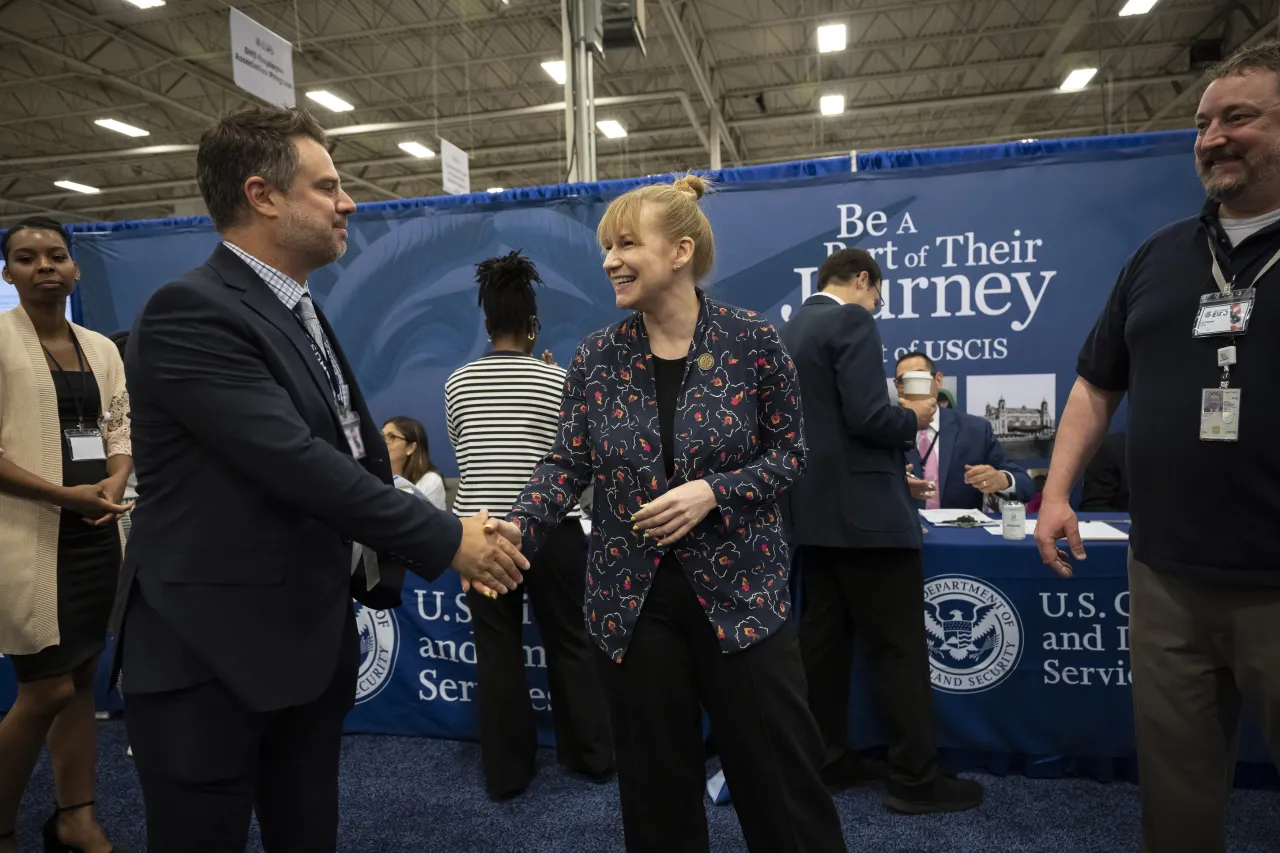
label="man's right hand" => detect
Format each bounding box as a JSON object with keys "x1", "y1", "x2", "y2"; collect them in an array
[
  {"x1": 56, "y1": 483, "x2": 132, "y2": 522},
  {"x1": 450, "y1": 509, "x2": 529, "y2": 594},
  {"x1": 905, "y1": 464, "x2": 936, "y2": 502},
  {"x1": 900, "y1": 397, "x2": 938, "y2": 430},
  {"x1": 1034, "y1": 497, "x2": 1086, "y2": 578}
]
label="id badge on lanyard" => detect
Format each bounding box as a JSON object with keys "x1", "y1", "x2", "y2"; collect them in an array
[
  {"x1": 340, "y1": 387, "x2": 366, "y2": 460},
  {"x1": 1195, "y1": 235, "x2": 1280, "y2": 441}
]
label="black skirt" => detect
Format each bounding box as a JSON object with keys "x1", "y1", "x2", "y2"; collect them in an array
[{"x1": 10, "y1": 370, "x2": 121, "y2": 683}]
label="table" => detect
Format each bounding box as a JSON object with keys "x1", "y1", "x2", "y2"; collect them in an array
[{"x1": 840, "y1": 513, "x2": 1274, "y2": 784}]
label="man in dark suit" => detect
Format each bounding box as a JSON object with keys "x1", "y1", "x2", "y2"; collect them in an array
[
  {"x1": 782, "y1": 248, "x2": 982, "y2": 814},
  {"x1": 116, "y1": 106, "x2": 529, "y2": 853},
  {"x1": 895, "y1": 352, "x2": 1035, "y2": 511}
]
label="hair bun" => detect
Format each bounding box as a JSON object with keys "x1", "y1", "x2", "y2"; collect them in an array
[
  {"x1": 476, "y1": 249, "x2": 542, "y2": 292},
  {"x1": 672, "y1": 174, "x2": 707, "y2": 200}
]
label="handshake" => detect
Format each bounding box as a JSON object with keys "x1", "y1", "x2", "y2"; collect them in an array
[{"x1": 450, "y1": 510, "x2": 528, "y2": 598}]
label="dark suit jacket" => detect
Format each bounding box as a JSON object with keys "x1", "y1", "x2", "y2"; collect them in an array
[
  {"x1": 905, "y1": 408, "x2": 1035, "y2": 510},
  {"x1": 116, "y1": 244, "x2": 464, "y2": 712},
  {"x1": 1081, "y1": 431, "x2": 1129, "y2": 512},
  {"x1": 781, "y1": 295, "x2": 920, "y2": 550},
  {"x1": 508, "y1": 295, "x2": 805, "y2": 662}
]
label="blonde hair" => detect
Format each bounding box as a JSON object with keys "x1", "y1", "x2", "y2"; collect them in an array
[{"x1": 597, "y1": 174, "x2": 715, "y2": 280}]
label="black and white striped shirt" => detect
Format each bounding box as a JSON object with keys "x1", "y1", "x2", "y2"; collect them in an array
[{"x1": 445, "y1": 352, "x2": 579, "y2": 518}]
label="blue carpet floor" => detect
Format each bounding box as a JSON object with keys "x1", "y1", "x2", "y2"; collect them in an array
[{"x1": 9, "y1": 720, "x2": 1278, "y2": 852}]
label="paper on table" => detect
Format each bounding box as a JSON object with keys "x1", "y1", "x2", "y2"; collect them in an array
[
  {"x1": 985, "y1": 520, "x2": 1128, "y2": 540},
  {"x1": 920, "y1": 509, "x2": 993, "y2": 524}
]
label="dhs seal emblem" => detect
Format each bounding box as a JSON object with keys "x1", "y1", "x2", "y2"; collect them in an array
[
  {"x1": 923, "y1": 574, "x2": 1022, "y2": 694},
  {"x1": 354, "y1": 605, "x2": 399, "y2": 705}
]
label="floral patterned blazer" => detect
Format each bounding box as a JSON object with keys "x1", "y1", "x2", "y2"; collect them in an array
[{"x1": 508, "y1": 294, "x2": 806, "y2": 662}]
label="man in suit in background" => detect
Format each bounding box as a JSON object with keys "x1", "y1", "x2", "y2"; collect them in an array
[
  {"x1": 116, "y1": 106, "x2": 529, "y2": 853},
  {"x1": 1080, "y1": 431, "x2": 1129, "y2": 511},
  {"x1": 895, "y1": 352, "x2": 1035, "y2": 511},
  {"x1": 782, "y1": 248, "x2": 983, "y2": 814}
]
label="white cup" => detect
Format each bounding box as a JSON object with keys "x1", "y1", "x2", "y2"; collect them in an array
[{"x1": 901, "y1": 371, "x2": 934, "y2": 401}]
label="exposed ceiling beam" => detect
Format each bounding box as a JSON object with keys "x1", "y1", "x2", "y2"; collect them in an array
[
  {"x1": 1138, "y1": 12, "x2": 1279, "y2": 131},
  {"x1": 728, "y1": 72, "x2": 1201, "y2": 131},
  {"x1": 26, "y1": 1, "x2": 406, "y2": 201},
  {"x1": 659, "y1": 0, "x2": 740, "y2": 165},
  {"x1": 992, "y1": 1, "x2": 1096, "y2": 135}
]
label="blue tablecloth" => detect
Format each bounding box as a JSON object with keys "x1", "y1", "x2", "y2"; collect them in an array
[
  {"x1": 2, "y1": 513, "x2": 1275, "y2": 787},
  {"x1": 840, "y1": 513, "x2": 1275, "y2": 785}
]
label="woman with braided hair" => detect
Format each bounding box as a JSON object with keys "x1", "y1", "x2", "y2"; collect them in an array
[{"x1": 443, "y1": 250, "x2": 614, "y2": 800}]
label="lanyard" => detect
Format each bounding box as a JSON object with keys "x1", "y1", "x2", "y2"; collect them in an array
[
  {"x1": 292, "y1": 308, "x2": 348, "y2": 412},
  {"x1": 42, "y1": 334, "x2": 90, "y2": 429},
  {"x1": 918, "y1": 427, "x2": 939, "y2": 468},
  {"x1": 1207, "y1": 234, "x2": 1280, "y2": 294}
]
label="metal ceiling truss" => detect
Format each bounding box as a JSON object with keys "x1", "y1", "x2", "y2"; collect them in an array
[{"x1": 0, "y1": 0, "x2": 1275, "y2": 223}]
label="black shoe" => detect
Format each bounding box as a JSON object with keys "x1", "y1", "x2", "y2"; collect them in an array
[
  {"x1": 42, "y1": 800, "x2": 126, "y2": 853},
  {"x1": 883, "y1": 775, "x2": 983, "y2": 814},
  {"x1": 821, "y1": 755, "x2": 890, "y2": 792}
]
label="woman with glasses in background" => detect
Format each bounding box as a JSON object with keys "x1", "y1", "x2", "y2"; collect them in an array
[{"x1": 380, "y1": 416, "x2": 447, "y2": 510}]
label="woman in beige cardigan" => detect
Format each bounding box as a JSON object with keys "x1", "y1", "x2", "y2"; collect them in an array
[{"x1": 0, "y1": 219, "x2": 132, "y2": 853}]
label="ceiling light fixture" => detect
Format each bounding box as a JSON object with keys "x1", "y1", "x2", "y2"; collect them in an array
[
  {"x1": 54, "y1": 180, "x2": 100, "y2": 194},
  {"x1": 398, "y1": 141, "x2": 436, "y2": 158},
  {"x1": 819, "y1": 94, "x2": 845, "y2": 116},
  {"x1": 306, "y1": 90, "x2": 355, "y2": 112},
  {"x1": 487, "y1": 187, "x2": 505, "y2": 193},
  {"x1": 1059, "y1": 68, "x2": 1098, "y2": 92},
  {"x1": 817, "y1": 23, "x2": 847, "y2": 53},
  {"x1": 596, "y1": 120, "x2": 627, "y2": 138},
  {"x1": 95, "y1": 118, "x2": 149, "y2": 137},
  {"x1": 1118, "y1": 0, "x2": 1159, "y2": 15},
  {"x1": 124, "y1": 0, "x2": 166, "y2": 8},
  {"x1": 541, "y1": 60, "x2": 567, "y2": 84}
]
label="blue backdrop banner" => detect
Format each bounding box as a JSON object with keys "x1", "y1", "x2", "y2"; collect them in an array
[{"x1": 68, "y1": 132, "x2": 1204, "y2": 475}]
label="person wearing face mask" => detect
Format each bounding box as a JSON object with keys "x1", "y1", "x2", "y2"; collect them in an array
[
  {"x1": 114, "y1": 106, "x2": 528, "y2": 853},
  {"x1": 500, "y1": 176, "x2": 846, "y2": 852},
  {"x1": 1037, "y1": 42, "x2": 1280, "y2": 853},
  {"x1": 444, "y1": 250, "x2": 613, "y2": 801},
  {"x1": 0, "y1": 218, "x2": 133, "y2": 853},
  {"x1": 781, "y1": 248, "x2": 983, "y2": 814},
  {"x1": 380, "y1": 416, "x2": 447, "y2": 510}
]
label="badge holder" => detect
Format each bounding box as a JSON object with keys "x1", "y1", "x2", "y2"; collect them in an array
[{"x1": 65, "y1": 427, "x2": 107, "y2": 461}]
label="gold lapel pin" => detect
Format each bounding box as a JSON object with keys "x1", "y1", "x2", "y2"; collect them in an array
[{"x1": 696, "y1": 352, "x2": 714, "y2": 371}]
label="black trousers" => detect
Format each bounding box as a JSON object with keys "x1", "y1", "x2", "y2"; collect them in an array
[
  {"x1": 467, "y1": 518, "x2": 613, "y2": 797},
  {"x1": 123, "y1": 614, "x2": 359, "y2": 853},
  {"x1": 798, "y1": 545, "x2": 940, "y2": 787},
  {"x1": 598, "y1": 557, "x2": 846, "y2": 853}
]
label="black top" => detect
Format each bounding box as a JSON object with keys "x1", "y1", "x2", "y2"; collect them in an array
[
  {"x1": 652, "y1": 355, "x2": 684, "y2": 480},
  {"x1": 53, "y1": 370, "x2": 108, "y2": 489},
  {"x1": 1077, "y1": 199, "x2": 1280, "y2": 586}
]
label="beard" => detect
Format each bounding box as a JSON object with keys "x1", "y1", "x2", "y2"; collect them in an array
[
  {"x1": 278, "y1": 204, "x2": 346, "y2": 268},
  {"x1": 1197, "y1": 139, "x2": 1280, "y2": 202}
]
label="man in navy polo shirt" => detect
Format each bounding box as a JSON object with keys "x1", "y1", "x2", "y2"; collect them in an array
[{"x1": 1036, "y1": 42, "x2": 1280, "y2": 853}]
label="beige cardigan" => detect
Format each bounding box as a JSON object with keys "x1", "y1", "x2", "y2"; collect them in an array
[{"x1": 0, "y1": 306, "x2": 131, "y2": 655}]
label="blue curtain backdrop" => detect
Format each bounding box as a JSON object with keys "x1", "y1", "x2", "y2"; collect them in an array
[{"x1": 57, "y1": 130, "x2": 1202, "y2": 477}]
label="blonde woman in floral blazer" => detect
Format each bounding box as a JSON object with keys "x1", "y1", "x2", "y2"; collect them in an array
[{"x1": 0, "y1": 219, "x2": 131, "y2": 853}]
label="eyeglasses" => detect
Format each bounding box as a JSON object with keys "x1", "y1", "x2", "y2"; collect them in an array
[{"x1": 382, "y1": 432, "x2": 407, "y2": 444}]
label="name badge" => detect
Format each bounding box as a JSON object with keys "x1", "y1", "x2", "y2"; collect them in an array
[
  {"x1": 65, "y1": 428, "x2": 107, "y2": 461},
  {"x1": 1193, "y1": 288, "x2": 1254, "y2": 337},
  {"x1": 1200, "y1": 388, "x2": 1241, "y2": 442},
  {"x1": 341, "y1": 411, "x2": 367, "y2": 459}
]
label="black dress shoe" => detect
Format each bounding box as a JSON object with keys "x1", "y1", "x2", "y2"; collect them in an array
[
  {"x1": 821, "y1": 755, "x2": 890, "y2": 792},
  {"x1": 883, "y1": 775, "x2": 984, "y2": 814}
]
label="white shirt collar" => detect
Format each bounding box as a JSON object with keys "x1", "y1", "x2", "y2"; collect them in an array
[{"x1": 813, "y1": 291, "x2": 844, "y2": 306}]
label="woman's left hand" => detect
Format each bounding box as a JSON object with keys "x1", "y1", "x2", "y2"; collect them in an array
[
  {"x1": 88, "y1": 475, "x2": 131, "y2": 526},
  {"x1": 631, "y1": 480, "x2": 717, "y2": 546}
]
